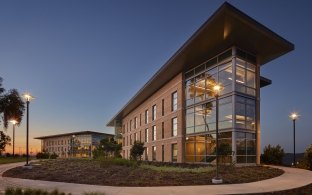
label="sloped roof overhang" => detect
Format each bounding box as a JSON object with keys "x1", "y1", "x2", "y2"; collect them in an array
[{"x1": 107, "y1": 2, "x2": 294, "y2": 126}]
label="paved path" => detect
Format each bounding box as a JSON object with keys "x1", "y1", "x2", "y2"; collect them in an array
[{"x1": 1, "y1": 162, "x2": 312, "y2": 195}]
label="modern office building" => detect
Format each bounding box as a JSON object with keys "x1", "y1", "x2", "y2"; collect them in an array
[
  {"x1": 107, "y1": 2, "x2": 294, "y2": 164},
  {"x1": 35, "y1": 131, "x2": 114, "y2": 158}
]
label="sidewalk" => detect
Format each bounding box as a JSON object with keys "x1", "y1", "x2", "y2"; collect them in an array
[{"x1": 1, "y1": 162, "x2": 312, "y2": 195}]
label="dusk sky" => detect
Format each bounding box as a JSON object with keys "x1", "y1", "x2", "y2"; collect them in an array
[{"x1": 1, "y1": 0, "x2": 312, "y2": 154}]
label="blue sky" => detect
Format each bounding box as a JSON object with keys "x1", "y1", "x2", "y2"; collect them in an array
[{"x1": 1, "y1": 0, "x2": 311, "y2": 154}]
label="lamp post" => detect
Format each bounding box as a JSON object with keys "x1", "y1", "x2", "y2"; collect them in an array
[
  {"x1": 212, "y1": 84, "x2": 223, "y2": 184},
  {"x1": 290, "y1": 113, "x2": 298, "y2": 166},
  {"x1": 9, "y1": 119, "x2": 17, "y2": 157},
  {"x1": 23, "y1": 93, "x2": 33, "y2": 167}
]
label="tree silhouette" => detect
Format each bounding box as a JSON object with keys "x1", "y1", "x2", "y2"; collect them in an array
[{"x1": 0, "y1": 77, "x2": 25, "y2": 154}]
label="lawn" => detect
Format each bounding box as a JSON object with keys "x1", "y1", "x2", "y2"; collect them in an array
[
  {"x1": 2, "y1": 158, "x2": 284, "y2": 186},
  {"x1": 0, "y1": 157, "x2": 29, "y2": 164}
]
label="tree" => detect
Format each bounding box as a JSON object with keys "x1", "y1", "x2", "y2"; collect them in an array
[
  {"x1": 130, "y1": 141, "x2": 145, "y2": 161},
  {"x1": 0, "y1": 77, "x2": 25, "y2": 154},
  {"x1": 0, "y1": 131, "x2": 11, "y2": 155},
  {"x1": 0, "y1": 77, "x2": 25, "y2": 129},
  {"x1": 303, "y1": 144, "x2": 312, "y2": 170},
  {"x1": 261, "y1": 144, "x2": 285, "y2": 165},
  {"x1": 93, "y1": 138, "x2": 122, "y2": 159}
]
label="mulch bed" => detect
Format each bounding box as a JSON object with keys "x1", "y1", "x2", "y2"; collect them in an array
[{"x1": 3, "y1": 159, "x2": 284, "y2": 186}]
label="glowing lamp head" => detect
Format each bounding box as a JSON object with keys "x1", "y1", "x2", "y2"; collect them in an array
[
  {"x1": 23, "y1": 93, "x2": 34, "y2": 102},
  {"x1": 290, "y1": 113, "x2": 299, "y2": 120},
  {"x1": 213, "y1": 84, "x2": 222, "y2": 96},
  {"x1": 9, "y1": 119, "x2": 17, "y2": 125}
]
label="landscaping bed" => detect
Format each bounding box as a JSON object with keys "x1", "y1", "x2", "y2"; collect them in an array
[{"x1": 3, "y1": 158, "x2": 284, "y2": 186}]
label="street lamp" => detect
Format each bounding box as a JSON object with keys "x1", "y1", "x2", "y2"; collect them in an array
[
  {"x1": 212, "y1": 84, "x2": 223, "y2": 184},
  {"x1": 9, "y1": 119, "x2": 17, "y2": 157},
  {"x1": 290, "y1": 112, "x2": 299, "y2": 166},
  {"x1": 23, "y1": 93, "x2": 34, "y2": 167}
]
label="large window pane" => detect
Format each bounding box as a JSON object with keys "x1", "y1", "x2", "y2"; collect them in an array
[
  {"x1": 185, "y1": 79, "x2": 195, "y2": 105},
  {"x1": 236, "y1": 102, "x2": 245, "y2": 128},
  {"x1": 219, "y1": 65, "x2": 232, "y2": 87},
  {"x1": 236, "y1": 66, "x2": 245, "y2": 85},
  {"x1": 205, "y1": 73, "x2": 217, "y2": 99},
  {"x1": 246, "y1": 104, "x2": 256, "y2": 130},
  {"x1": 195, "y1": 74, "x2": 205, "y2": 103},
  {"x1": 218, "y1": 97, "x2": 233, "y2": 129},
  {"x1": 236, "y1": 139, "x2": 246, "y2": 155},
  {"x1": 246, "y1": 70, "x2": 255, "y2": 88},
  {"x1": 247, "y1": 140, "x2": 256, "y2": 155},
  {"x1": 206, "y1": 134, "x2": 216, "y2": 155},
  {"x1": 186, "y1": 113, "x2": 194, "y2": 128}
]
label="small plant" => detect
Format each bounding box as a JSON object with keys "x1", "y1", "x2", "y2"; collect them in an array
[
  {"x1": 130, "y1": 141, "x2": 145, "y2": 161},
  {"x1": 50, "y1": 153, "x2": 58, "y2": 159},
  {"x1": 36, "y1": 152, "x2": 50, "y2": 159},
  {"x1": 4, "y1": 187, "x2": 68, "y2": 195},
  {"x1": 261, "y1": 144, "x2": 285, "y2": 165},
  {"x1": 301, "y1": 144, "x2": 312, "y2": 170}
]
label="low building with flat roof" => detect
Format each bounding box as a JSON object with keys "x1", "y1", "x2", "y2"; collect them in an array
[
  {"x1": 107, "y1": 2, "x2": 294, "y2": 164},
  {"x1": 35, "y1": 131, "x2": 114, "y2": 158}
]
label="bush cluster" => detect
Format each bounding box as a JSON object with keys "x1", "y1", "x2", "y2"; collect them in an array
[
  {"x1": 261, "y1": 144, "x2": 285, "y2": 165},
  {"x1": 36, "y1": 152, "x2": 58, "y2": 159}
]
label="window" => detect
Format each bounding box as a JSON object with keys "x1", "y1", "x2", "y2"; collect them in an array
[
  {"x1": 152, "y1": 146, "x2": 156, "y2": 161},
  {"x1": 235, "y1": 96, "x2": 256, "y2": 130},
  {"x1": 140, "y1": 114, "x2": 142, "y2": 126},
  {"x1": 145, "y1": 110, "x2": 149, "y2": 124},
  {"x1": 130, "y1": 120, "x2": 132, "y2": 131},
  {"x1": 185, "y1": 79, "x2": 195, "y2": 106},
  {"x1": 139, "y1": 131, "x2": 141, "y2": 142},
  {"x1": 145, "y1": 147, "x2": 148, "y2": 160},
  {"x1": 145, "y1": 128, "x2": 149, "y2": 142},
  {"x1": 172, "y1": 144, "x2": 177, "y2": 162},
  {"x1": 152, "y1": 105, "x2": 157, "y2": 121},
  {"x1": 236, "y1": 58, "x2": 256, "y2": 96},
  {"x1": 218, "y1": 96, "x2": 233, "y2": 129},
  {"x1": 134, "y1": 117, "x2": 137, "y2": 129},
  {"x1": 162, "y1": 122, "x2": 164, "y2": 139},
  {"x1": 130, "y1": 134, "x2": 132, "y2": 145},
  {"x1": 194, "y1": 73, "x2": 205, "y2": 103},
  {"x1": 152, "y1": 125, "x2": 156, "y2": 141},
  {"x1": 172, "y1": 91, "x2": 178, "y2": 111},
  {"x1": 162, "y1": 99, "x2": 164, "y2": 116},
  {"x1": 134, "y1": 133, "x2": 137, "y2": 141},
  {"x1": 172, "y1": 117, "x2": 177, "y2": 136},
  {"x1": 162, "y1": 145, "x2": 164, "y2": 162}
]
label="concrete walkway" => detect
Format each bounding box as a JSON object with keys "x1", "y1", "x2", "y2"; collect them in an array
[{"x1": 1, "y1": 162, "x2": 312, "y2": 195}]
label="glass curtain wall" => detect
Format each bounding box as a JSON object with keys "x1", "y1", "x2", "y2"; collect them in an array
[{"x1": 184, "y1": 47, "x2": 257, "y2": 164}]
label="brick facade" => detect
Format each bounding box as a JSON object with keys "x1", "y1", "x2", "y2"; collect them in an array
[{"x1": 122, "y1": 73, "x2": 184, "y2": 162}]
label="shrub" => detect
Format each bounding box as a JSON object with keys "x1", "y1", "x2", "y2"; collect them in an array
[
  {"x1": 303, "y1": 144, "x2": 312, "y2": 170},
  {"x1": 36, "y1": 152, "x2": 50, "y2": 159},
  {"x1": 50, "y1": 153, "x2": 58, "y2": 159},
  {"x1": 261, "y1": 144, "x2": 285, "y2": 165},
  {"x1": 130, "y1": 141, "x2": 145, "y2": 161},
  {"x1": 5, "y1": 187, "x2": 69, "y2": 195},
  {"x1": 93, "y1": 138, "x2": 122, "y2": 159}
]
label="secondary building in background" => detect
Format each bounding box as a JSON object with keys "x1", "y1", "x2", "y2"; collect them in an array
[
  {"x1": 35, "y1": 131, "x2": 114, "y2": 158},
  {"x1": 107, "y1": 2, "x2": 294, "y2": 164}
]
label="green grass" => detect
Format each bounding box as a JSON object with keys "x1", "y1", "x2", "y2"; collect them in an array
[
  {"x1": 140, "y1": 164, "x2": 215, "y2": 173},
  {"x1": 0, "y1": 157, "x2": 29, "y2": 165}
]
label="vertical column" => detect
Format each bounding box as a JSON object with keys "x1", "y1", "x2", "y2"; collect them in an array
[
  {"x1": 256, "y1": 57, "x2": 261, "y2": 165},
  {"x1": 231, "y1": 46, "x2": 237, "y2": 164},
  {"x1": 180, "y1": 72, "x2": 186, "y2": 163}
]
